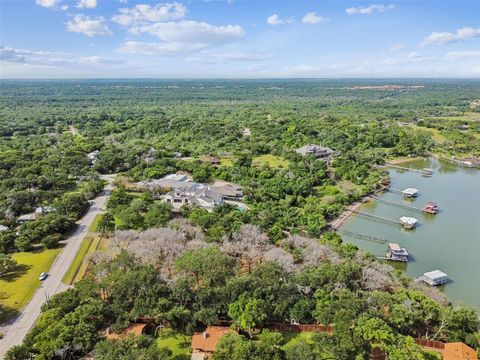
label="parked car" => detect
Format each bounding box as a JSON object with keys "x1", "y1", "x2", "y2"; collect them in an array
[{"x1": 38, "y1": 272, "x2": 48, "y2": 281}]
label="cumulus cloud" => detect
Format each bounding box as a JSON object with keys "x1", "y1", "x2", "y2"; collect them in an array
[
  {"x1": 187, "y1": 52, "x2": 274, "y2": 64},
  {"x1": 420, "y1": 27, "x2": 480, "y2": 46},
  {"x1": 302, "y1": 12, "x2": 324, "y2": 24},
  {"x1": 76, "y1": 0, "x2": 97, "y2": 9},
  {"x1": 266, "y1": 14, "x2": 292, "y2": 26},
  {"x1": 444, "y1": 51, "x2": 480, "y2": 61},
  {"x1": 112, "y1": 2, "x2": 187, "y2": 26},
  {"x1": 0, "y1": 46, "x2": 124, "y2": 66},
  {"x1": 346, "y1": 4, "x2": 394, "y2": 15},
  {"x1": 66, "y1": 15, "x2": 112, "y2": 36},
  {"x1": 131, "y1": 20, "x2": 244, "y2": 46},
  {"x1": 35, "y1": 0, "x2": 60, "y2": 8}
]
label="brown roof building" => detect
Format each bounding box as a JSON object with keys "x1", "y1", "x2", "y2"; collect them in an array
[
  {"x1": 105, "y1": 323, "x2": 147, "y2": 341},
  {"x1": 190, "y1": 326, "x2": 234, "y2": 359},
  {"x1": 444, "y1": 342, "x2": 478, "y2": 360}
]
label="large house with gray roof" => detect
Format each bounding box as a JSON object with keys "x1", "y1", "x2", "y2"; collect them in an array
[{"x1": 295, "y1": 144, "x2": 334, "y2": 160}]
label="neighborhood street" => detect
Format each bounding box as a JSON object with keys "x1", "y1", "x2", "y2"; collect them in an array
[{"x1": 0, "y1": 177, "x2": 114, "y2": 358}]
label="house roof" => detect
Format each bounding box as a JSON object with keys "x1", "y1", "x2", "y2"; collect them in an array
[
  {"x1": 17, "y1": 213, "x2": 36, "y2": 221},
  {"x1": 191, "y1": 326, "x2": 234, "y2": 353},
  {"x1": 0, "y1": 225, "x2": 8, "y2": 231},
  {"x1": 424, "y1": 270, "x2": 448, "y2": 281},
  {"x1": 296, "y1": 144, "x2": 334, "y2": 156},
  {"x1": 444, "y1": 342, "x2": 478, "y2": 360},
  {"x1": 399, "y1": 216, "x2": 418, "y2": 225},
  {"x1": 105, "y1": 323, "x2": 147, "y2": 341}
]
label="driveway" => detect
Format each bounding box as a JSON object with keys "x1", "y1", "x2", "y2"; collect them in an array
[{"x1": 0, "y1": 177, "x2": 114, "y2": 357}]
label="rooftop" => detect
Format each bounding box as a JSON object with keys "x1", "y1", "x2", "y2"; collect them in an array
[
  {"x1": 443, "y1": 342, "x2": 477, "y2": 360},
  {"x1": 105, "y1": 323, "x2": 147, "y2": 341},
  {"x1": 402, "y1": 188, "x2": 419, "y2": 195},
  {"x1": 191, "y1": 326, "x2": 234, "y2": 353},
  {"x1": 424, "y1": 270, "x2": 448, "y2": 281}
]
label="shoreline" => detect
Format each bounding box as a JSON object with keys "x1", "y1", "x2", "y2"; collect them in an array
[{"x1": 329, "y1": 196, "x2": 371, "y2": 230}]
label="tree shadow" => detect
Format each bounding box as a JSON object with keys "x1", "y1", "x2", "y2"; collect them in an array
[
  {"x1": 1, "y1": 263, "x2": 31, "y2": 282},
  {"x1": 0, "y1": 292, "x2": 20, "y2": 324}
]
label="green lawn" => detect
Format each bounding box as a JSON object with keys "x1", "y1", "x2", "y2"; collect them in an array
[
  {"x1": 220, "y1": 157, "x2": 234, "y2": 167},
  {"x1": 253, "y1": 154, "x2": 290, "y2": 168},
  {"x1": 0, "y1": 248, "x2": 61, "y2": 323},
  {"x1": 157, "y1": 328, "x2": 191, "y2": 359},
  {"x1": 413, "y1": 125, "x2": 446, "y2": 143},
  {"x1": 62, "y1": 235, "x2": 103, "y2": 285},
  {"x1": 88, "y1": 213, "x2": 104, "y2": 233}
]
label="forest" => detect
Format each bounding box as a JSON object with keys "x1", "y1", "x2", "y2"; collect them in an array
[{"x1": 0, "y1": 79, "x2": 479, "y2": 359}]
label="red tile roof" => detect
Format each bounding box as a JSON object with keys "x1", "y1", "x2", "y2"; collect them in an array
[
  {"x1": 191, "y1": 326, "x2": 234, "y2": 353},
  {"x1": 444, "y1": 342, "x2": 478, "y2": 360}
]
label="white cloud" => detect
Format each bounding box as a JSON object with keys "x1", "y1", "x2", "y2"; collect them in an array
[
  {"x1": 266, "y1": 14, "x2": 292, "y2": 26},
  {"x1": 117, "y1": 41, "x2": 204, "y2": 55},
  {"x1": 61, "y1": 4, "x2": 69, "y2": 10},
  {"x1": 66, "y1": 15, "x2": 112, "y2": 37},
  {"x1": 76, "y1": 0, "x2": 97, "y2": 9},
  {"x1": 420, "y1": 27, "x2": 480, "y2": 46},
  {"x1": 444, "y1": 51, "x2": 480, "y2": 61},
  {"x1": 408, "y1": 51, "x2": 421, "y2": 59},
  {"x1": 302, "y1": 12, "x2": 324, "y2": 24},
  {"x1": 0, "y1": 46, "x2": 124, "y2": 66},
  {"x1": 112, "y1": 3, "x2": 187, "y2": 26},
  {"x1": 35, "y1": 0, "x2": 60, "y2": 8},
  {"x1": 187, "y1": 52, "x2": 274, "y2": 64},
  {"x1": 346, "y1": 4, "x2": 394, "y2": 15},
  {"x1": 132, "y1": 20, "x2": 244, "y2": 46},
  {"x1": 380, "y1": 57, "x2": 396, "y2": 65},
  {"x1": 389, "y1": 43, "x2": 406, "y2": 52}
]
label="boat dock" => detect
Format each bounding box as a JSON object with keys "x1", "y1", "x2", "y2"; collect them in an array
[
  {"x1": 371, "y1": 195, "x2": 423, "y2": 212},
  {"x1": 384, "y1": 163, "x2": 433, "y2": 176},
  {"x1": 338, "y1": 229, "x2": 387, "y2": 244}
]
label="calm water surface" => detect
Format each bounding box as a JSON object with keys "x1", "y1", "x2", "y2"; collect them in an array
[{"x1": 340, "y1": 158, "x2": 480, "y2": 310}]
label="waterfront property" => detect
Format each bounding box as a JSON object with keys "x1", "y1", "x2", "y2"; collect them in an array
[
  {"x1": 135, "y1": 174, "x2": 243, "y2": 212},
  {"x1": 399, "y1": 216, "x2": 418, "y2": 229},
  {"x1": 295, "y1": 144, "x2": 334, "y2": 160},
  {"x1": 420, "y1": 270, "x2": 448, "y2": 286},
  {"x1": 340, "y1": 158, "x2": 480, "y2": 310},
  {"x1": 402, "y1": 187, "x2": 419, "y2": 198},
  {"x1": 386, "y1": 243, "x2": 409, "y2": 262}
]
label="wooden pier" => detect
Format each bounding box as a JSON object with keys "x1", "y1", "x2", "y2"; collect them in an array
[
  {"x1": 350, "y1": 209, "x2": 400, "y2": 226},
  {"x1": 384, "y1": 163, "x2": 433, "y2": 176},
  {"x1": 338, "y1": 229, "x2": 387, "y2": 244},
  {"x1": 371, "y1": 195, "x2": 424, "y2": 213}
]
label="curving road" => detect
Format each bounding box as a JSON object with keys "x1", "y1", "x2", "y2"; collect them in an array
[{"x1": 0, "y1": 177, "x2": 114, "y2": 358}]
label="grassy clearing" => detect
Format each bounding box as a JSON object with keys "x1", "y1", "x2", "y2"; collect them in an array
[
  {"x1": 220, "y1": 157, "x2": 233, "y2": 167},
  {"x1": 413, "y1": 125, "x2": 446, "y2": 143},
  {"x1": 0, "y1": 248, "x2": 61, "y2": 323},
  {"x1": 72, "y1": 236, "x2": 101, "y2": 283},
  {"x1": 88, "y1": 213, "x2": 104, "y2": 233},
  {"x1": 62, "y1": 236, "x2": 94, "y2": 285},
  {"x1": 281, "y1": 332, "x2": 315, "y2": 350},
  {"x1": 157, "y1": 328, "x2": 191, "y2": 359},
  {"x1": 253, "y1": 154, "x2": 290, "y2": 168}
]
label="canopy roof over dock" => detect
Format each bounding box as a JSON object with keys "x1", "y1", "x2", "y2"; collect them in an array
[
  {"x1": 424, "y1": 270, "x2": 448, "y2": 281},
  {"x1": 402, "y1": 188, "x2": 419, "y2": 196},
  {"x1": 399, "y1": 216, "x2": 418, "y2": 226}
]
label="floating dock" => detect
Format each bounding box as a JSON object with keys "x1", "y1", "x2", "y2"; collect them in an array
[
  {"x1": 350, "y1": 210, "x2": 418, "y2": 229},
  {"x1": 416, "y1": 270, "x2": 448, "y2": 286}
]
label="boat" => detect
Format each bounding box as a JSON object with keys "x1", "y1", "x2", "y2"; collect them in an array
[
  {"x1": 461, "y1": 161, "x2": 474, "y2": 168},
  {"x1": 399, "y1": 216, "x2": 418, "y2": 229},
  {"x1": 386, "y1": 243, "x2": 409, "y2": 262}
]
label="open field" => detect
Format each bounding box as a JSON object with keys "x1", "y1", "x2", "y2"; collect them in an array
[
  {"x1": 0, "y1": 248, "x2": 61, "y2": 323},
  {"x1": 253, "y1": 154, "x2": 290, "y2": 168},
  {"x1": 157, "y1": 328, "x2": 191, "y2": 359},
  {"x1": 413, "y1": 125, "x2": 446, "y2": 143}
]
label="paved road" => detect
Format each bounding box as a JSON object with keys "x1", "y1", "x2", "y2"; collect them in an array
[{"x1": 0, "y1": 178, "x2": 113, "y2": 357}]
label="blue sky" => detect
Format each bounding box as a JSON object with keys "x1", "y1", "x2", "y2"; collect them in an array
[{"x1": 0, "y1": 0, "x2": 479, "y2": 78}]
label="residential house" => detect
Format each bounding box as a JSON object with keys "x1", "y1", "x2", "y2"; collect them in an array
[
  {"x1": 105, "y1": 323, "x2": 148, "y2": 341},
  {"x1": 35, "y1": 206, "x2": 55, "y2": 216},
  {"x1": 17, "y1": 213, "x2": 36, "y2": 224},
  {"x1": 191, "y1": 326, "x2": 235, "y2": 360},
  {"x1": 296, "y1": 144, "x2": 334, "y2": 160}
]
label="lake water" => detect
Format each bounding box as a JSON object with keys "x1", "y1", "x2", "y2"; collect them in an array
[{"x1": 340, "y1": 158, "x2": 480, "y2": 310}]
